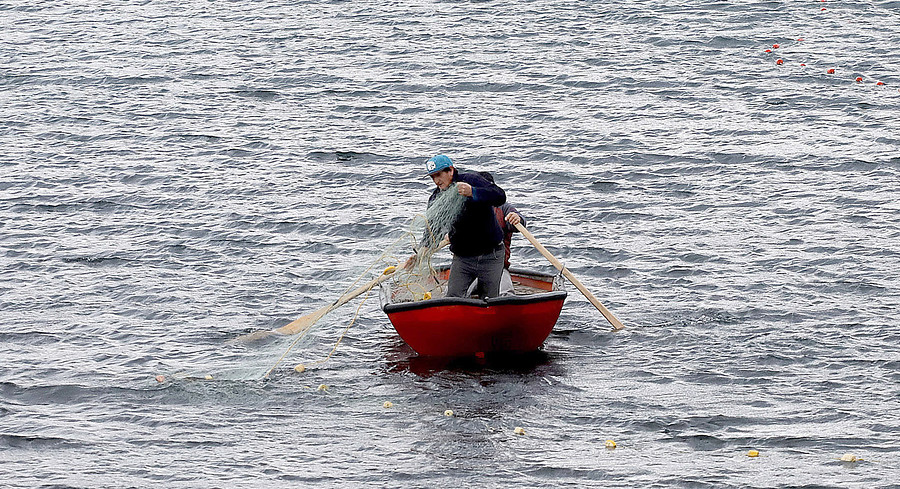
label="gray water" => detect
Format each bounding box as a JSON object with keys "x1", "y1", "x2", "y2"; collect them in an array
[{"x1": 2, "y1": 1, "x2": 899, "y2": 487}]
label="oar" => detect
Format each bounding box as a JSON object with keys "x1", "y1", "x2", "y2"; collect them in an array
[
  {"x1": 514, "y1": 222, "x2": 625, "y2": 330},
  {"x1": 234, "y1": 268, "x2": 397, "y2": 343},
  {"x1": 235, "y1": 238, "x2": 450, "y2": 343}
]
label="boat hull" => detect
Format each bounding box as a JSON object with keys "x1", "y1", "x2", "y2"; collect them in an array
[{"x1": 382, "y1": 268, "x2": 566, "y2": 357}]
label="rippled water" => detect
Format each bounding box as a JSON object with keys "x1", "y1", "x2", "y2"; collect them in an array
[{"x1": 2, "y1": 1, "x2": 899, "y2": 487}]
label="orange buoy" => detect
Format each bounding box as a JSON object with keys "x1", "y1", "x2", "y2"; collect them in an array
[
  {"x1": 856, "y1": 77, "x2": 863, "y2": 82},
  {"x1": 765, "y1": 49, "x2": 772, "y2": 53},
  {"x1": 776, "y1": 59, "x2": 784, "y2": 65},
  {"x1": 773, "y1": 44, "x2": 780, "y2": 49},
  {"x1": 797, "y1": 38, "x2": 804, "y2": 41},
  {"x1": 876, "y1": 81, "x2": 885, "y2": 86},
  {"x1": 800, "y1": 63, "x2": 806, "y2": 67},
  {"x1": 827, "y1": 68, "x2": 835, "y2": 74}
]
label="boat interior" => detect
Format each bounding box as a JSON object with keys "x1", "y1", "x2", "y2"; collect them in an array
[{"x1": 381, "y1": 264, "x2": 564, "y2": 306}]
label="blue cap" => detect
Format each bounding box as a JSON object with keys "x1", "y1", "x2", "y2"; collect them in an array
[{"x1": 425, "y1": 154, "x2": 453, "y2": 176}]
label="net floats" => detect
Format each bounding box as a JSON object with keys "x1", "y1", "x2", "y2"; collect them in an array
[
  {"x1": 444, "y1": 409, "x2": 454, "y2": 417},
  {"x1": 840, "y1": 453, "x2": 863, "y2": 462},
  {"x1": 756, "y1": 38, "x2": 889, "y2": 89},
  {"x1": 514, "y1": 427, "x2": 526, "y2": 436},
  {"x1": 155, "y1": 375, "x2": 166, "y2": 383},
  {"x1": 293, "y1": 364, "x2": 306, "y2": 373},
  {"x1": 317, "y1": 384, "x2": 329, "y2": 392},
  {"x1": 747, "y1": 450, "x2": 760, "y2": 458},
  {"x1": 383, "y1": 401, "x2": 393, "y2": 408},
  {"x1": 605, "y1": 440, "x2": 617, "y2": 449}
]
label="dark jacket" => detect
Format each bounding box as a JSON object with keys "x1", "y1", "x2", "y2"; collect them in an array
[
  {"x1": 427, "y1": 169, "x2": 507, "y2": 257},
  {"x1": 493, "y1": 203, "x2": 526, "y2": 269}
]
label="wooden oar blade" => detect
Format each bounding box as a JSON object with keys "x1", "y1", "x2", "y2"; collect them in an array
[
  {"x1": 275, "y1": 306, "x2": 329, "y2": 335},
  {"x1": 231, "y1": 306, "x2": 330, "y2": 344},
  {"x1": 230, "y1": 328, "x2": 282, "y2": 344},
  {"x1": 231, "y1": 265, "x2": 403, "y2": 344}
]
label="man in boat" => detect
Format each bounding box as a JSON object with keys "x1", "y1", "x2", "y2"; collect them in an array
[
  {"x1": 416, "y1": 154, "x2": 508, "y2": 298},
  {"x1": 465, "y1": 171, "x2": 527, "y2": 296}
]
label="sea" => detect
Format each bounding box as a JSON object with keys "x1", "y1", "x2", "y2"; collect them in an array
[{"x1": 2, "y1": 1, "x2": 899, "y2": 487}]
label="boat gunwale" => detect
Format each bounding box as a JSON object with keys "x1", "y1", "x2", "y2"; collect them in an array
[{"x1": 381, "y1": 266, "x2": 567, "y2": 314}]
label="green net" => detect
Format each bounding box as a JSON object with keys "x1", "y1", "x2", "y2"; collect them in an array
[
  {"x1": 380, "y1": 183, "x2": 466, "y2": 303},
  {"x1": 254, "y1": 183, "x2": 467, "y2": 378}
]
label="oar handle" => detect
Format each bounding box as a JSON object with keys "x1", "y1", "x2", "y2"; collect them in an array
[
  {"x1": 331, "y1": 268, "x2": 396, "y2": 310},
  {"x1": 514, "y1": 222, "x2": 625, "y2": 330}
]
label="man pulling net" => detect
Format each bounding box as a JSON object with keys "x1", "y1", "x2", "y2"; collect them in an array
[{"x1": 395, "y1": 154, "x2": 507, "y2": 301}]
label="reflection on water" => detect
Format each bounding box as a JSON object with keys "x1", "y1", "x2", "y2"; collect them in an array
[{"x1": 385, "y1": 345, "x2": 556, "y2": 378}]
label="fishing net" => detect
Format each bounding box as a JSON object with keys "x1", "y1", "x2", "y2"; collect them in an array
[
  {"x1": 259, "y1": 183, "x2": 466, "y2": 378},
  {"x1": 379, "y1": 183, "x2": 466, "y2": 303}
]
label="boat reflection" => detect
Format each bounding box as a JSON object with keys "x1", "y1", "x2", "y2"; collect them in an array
[{"x1": 382, "y1": 337, "x2": 558, "y2": 378}]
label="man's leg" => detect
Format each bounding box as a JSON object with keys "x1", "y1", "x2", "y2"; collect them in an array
[
  {"x1": 446, "y1": 254, "x2": 477, "y2": 297},
  {"x1": 475, "y1": 246, "x2": 505, "y2": 298}
]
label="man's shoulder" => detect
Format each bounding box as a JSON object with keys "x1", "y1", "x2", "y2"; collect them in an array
[{"x1": 457, "y1": 170, "x2": 492, "y2": 187}]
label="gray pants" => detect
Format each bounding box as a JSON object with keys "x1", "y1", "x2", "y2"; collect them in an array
[
  {"x1": 446, "y1": 246, "x2": 505, "y2": 298},
  {"x1": 466, "y1": 268, "x2": 515, "y2": 297}
]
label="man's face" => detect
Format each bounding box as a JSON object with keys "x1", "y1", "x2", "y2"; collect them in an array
[{"x1": 430, "y1": 168, "x2": 453, "y2": 190}]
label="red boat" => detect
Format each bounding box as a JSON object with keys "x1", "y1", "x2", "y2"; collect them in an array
[{"x1": 381, "y1": 266, "x2": 567, "y2": 357}]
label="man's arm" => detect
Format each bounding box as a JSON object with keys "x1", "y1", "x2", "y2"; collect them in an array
[
  {"x1": 500, "y1": 203, "x2": 526, "y2": 231},
  {"x1": 457, "y1": 173, "x2": 506, "y2": 206}
]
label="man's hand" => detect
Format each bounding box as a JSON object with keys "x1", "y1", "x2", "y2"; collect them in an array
[
  {"x1": 457, "y1": 182, "x2": 473, "y2": 197},
  {"x1": 505, "y1": 212, "x2": 521, "y2": 226}
]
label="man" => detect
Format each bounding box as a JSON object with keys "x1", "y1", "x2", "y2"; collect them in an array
[
  {"x1": 466, "y1": 171, "x2": 527, "y2": 296},
  {"x1": 422, "y1": 154, "x2": 507, "y2": 298}
]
